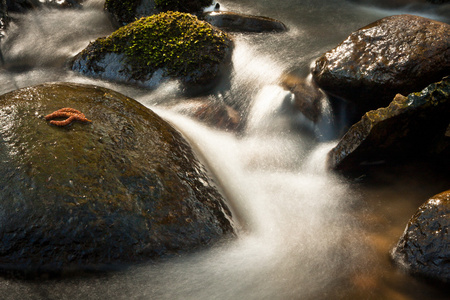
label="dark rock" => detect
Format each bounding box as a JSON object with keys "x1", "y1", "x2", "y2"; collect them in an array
[
  {"x1": 0, "y1": 82, "x2": 234, "y2": 275},
  {"x1": 327, "y1": 76, "x2": 450, "y2": 172},
  {"x1": 72, "y1": 12, "x2": 233, "y2": 95},
  {"x1": 311, "y1": 14, "x2": 450, "y2": 117},
  {"x1": 427, "y1": 0, "x2": 450, "y2": 3},
  {"x1": 202, "y1": 11, "x2": 287, "y2": 33},
  {"x1": 391, "y1": 190, "x2": 450, "y2": 283},
  {"x1": 104, "y1": 0, "x2": 213, "y2": 27},
  {"x1": 279, "y1": 73, "x2": 324, "y2": 123}
]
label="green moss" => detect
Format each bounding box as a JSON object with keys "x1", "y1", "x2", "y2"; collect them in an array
[
  {"x1": 104, "y1": 0, "x2": 141, "y2": 25},
  {"x1": 154, "y1": 0, "x2": 213, "y2": 12},
  {"x1": 85, "y1": 11, "x2": 231, "y2": 82}
]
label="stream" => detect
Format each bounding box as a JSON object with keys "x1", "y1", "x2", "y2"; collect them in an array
[{"x1": 0, "y1": 0, "x2": 449, "y2": 299}]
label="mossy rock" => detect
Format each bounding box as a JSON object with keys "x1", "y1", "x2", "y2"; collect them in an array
[
  {"x1": 0, "y1": 82, "x2": 234, "y2": 275},
  {"x1": 104, "y1": 0, "x2": 213, "y2": 26},
  {"x1": 72, "y1": 11, "x2": 233, "y2": 95},
  {"x1": 327, "y1": 76, "x2": 450, "y2": 172}
]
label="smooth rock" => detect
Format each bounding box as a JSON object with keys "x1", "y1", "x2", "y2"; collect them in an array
[
  {"x1": 312, "y1": 14, "x2": 450, "y2": 117},
  {"x1": 0, "y1": 82, "x2": 234, "y2": 275},
  {"x1": 202, "y1": 11, "x2": 287, "y2": 33}
]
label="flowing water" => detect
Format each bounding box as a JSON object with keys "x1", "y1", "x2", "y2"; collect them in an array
[{"x1": 0, "y1": 0, "x2": 450, "y2": 299}]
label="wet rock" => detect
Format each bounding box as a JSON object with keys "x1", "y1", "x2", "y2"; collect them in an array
[
  {"x1": 279, "y1": 73, "x2": 324, "y2": 123},
  {"x1": 311, "y1": 14, "x2": 450, "y2": 117},
  {"x1": 391, "y1": 190, "x2": 450, "y2": 283},
  {"x1": 0, "y1": 82, "x2": 234, "y2": 274},
  {"x1": 327, "y1": 76, "x2": 450, "y2": 172},
  {"x1": 202, "y1": 11, "x2": 287, "y2": 33},
  {"x1": 104, "y1": 0, "x2": 213, "y2": 27},
  {"x1": 167, "y1": 98, "x2": 241, "y2": 131},
  {"x1": 72, "y1": 11, "x2": 233, "y2": 95}
]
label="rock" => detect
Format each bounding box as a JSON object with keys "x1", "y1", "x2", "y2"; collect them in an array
[
  {"x1": 279, "y1": 73, "x2": 324, "y2": 123},
  {"x1": 167, "y1": 98, "x2": 241, "y2": 131},
  {"x1": 0, "y1": 82, "x2": 234, "y2": 275},
  {"x1": 202, "y1": 11, "x2": 287, "y2": 33},
  {"x1": 311, "y1": 14, "x2": 450, "y2": 117},
  {"x1": 327, "y1": 76, "x2": 450, "y2": 172},
  {"x1": 391, "y1": 190, "x2": 450, "y2": 283},
  {"x1": 104, "y1": 0, "x2": 213, "y2": 27},
  {"x1": 72, "y1": 11, "x2": 233, "y2": 95}
]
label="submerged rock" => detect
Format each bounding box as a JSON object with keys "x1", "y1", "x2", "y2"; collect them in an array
[
  {"x1": 0, "y1": 82, "x2": 234, "y2": 274},
  {"x1": 312, "y1": 14, "x2": 450, "y2": 117},
  {"x1": 391, "y1": 190, "x2": 450, "y2": 283},
  {"x1": 279, "y1": 73, "x2": 324, "y2": 123},
  {"x1": 202, "y1": 11, "x2": 287, "y2": 33},
  {"x1": 104, "y1": 0, "x2": 213, "y2": 26},
  {"x1": 167, "y1": 98, "x2": 241, "y2": 131},
  {"x1": 72, "y1": 11, "x2": 233, "y2": 95},
  {"x1": 327, "y1": 77, "x2": 450, "y2": 172}
]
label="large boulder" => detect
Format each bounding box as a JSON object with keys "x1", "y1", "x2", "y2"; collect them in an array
[
  {"x1": 311, "y1": 14, "x2": 450, "y2": 117},
  {"x1": 71, "y1": 11, "x2": 233, "y2": 95},
  {"x1": 0, "y1": 82, "x2": 234, "y2": 274},
  {"x1": 327, "y1": 76, "x2": 450, "y2": 172},
  {"x1": 391, "y1": 190, "x2": 450, "y2": 283},
  {"x1": 104, "y1": 0, "x2": 213, "y2": 27},
  {"x1": 202, "y1": 11, "x2": 287, "y2": 33}
]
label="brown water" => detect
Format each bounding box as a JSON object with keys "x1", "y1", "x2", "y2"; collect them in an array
[{"x1": 0, "y1": 0, "x2": 449, "y2": 299}]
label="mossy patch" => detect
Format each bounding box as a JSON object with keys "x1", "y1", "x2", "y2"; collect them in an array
[{"x1": 81, "y1": 11, "x2": 231, "y2": 83}]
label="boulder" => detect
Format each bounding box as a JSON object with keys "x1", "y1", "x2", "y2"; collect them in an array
[
  {"x1": 391, "y1": 190, "x2": 450, "y2": 283},
  {"x1": 104, "y1": 0, "x2": 213, "y2": 27},
  {"x1": 279, "y1": 73, "x2": 324, "y2": 123},
  {"x1": 202, "y1": 11, "x2": 287, "y2": 33},
  {"x1": 311, "y1": 14, "x2": 450, "y2": 117},
  {"x1": 71, "y1": 11, "x2": 233, "y2": 95},
  {"x1": 327, "y1": 76, "x2": 450, "y2": 172},
  {"x1": 0, "y1": 82, "x2": 234, "y2": 274}
]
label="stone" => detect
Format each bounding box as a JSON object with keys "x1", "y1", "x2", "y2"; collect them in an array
[
  {"x1": 71, "y1": 11, "x2": 233, "y2": 95},
  {"x1": 0, "y1": 82, "x2": 234, "y2": 275},
  {"x1": 391, "y1": 190, "x2": 450, "y2": 283},
  {"x1": 327, "y1": 76, "x2": 450, "y2": 172},
  {"x1": 279, "y1": 73, "x2": 324, "y2": 123},
  {"x1": 167, "y1": 98, "x2": 241, "y2": 131},
  {"x1": 104, "y1": 0, "x2": 213, "y2": 27},
  {"x1": 202, "y1": 11, "x2": 287, "y2": 33},
  {"x1": 311, "y1": 14, "x2": 450, "y2": 117}
]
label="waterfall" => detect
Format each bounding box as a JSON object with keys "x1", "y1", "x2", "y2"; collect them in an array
[{"x1": 0, "y1": 0, "x2": 448, "y2": 299}]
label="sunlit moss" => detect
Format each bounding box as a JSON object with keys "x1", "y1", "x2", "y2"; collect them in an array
[{"x1": 83, "y1": 11, "x2": 231, "y2": 82}]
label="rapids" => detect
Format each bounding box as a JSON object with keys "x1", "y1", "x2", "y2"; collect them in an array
[{"x1": 0, "y1": 0, "x2": 449, "y2": 299}]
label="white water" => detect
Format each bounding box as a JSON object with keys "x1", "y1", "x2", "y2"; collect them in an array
[{"x1": 0, "y1": 0, "x2": 449, "y2": 299}]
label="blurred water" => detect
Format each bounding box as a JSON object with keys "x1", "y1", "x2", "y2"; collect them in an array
[{"x1": 0, "y1": 0, "x2": 449, "y2": 299}]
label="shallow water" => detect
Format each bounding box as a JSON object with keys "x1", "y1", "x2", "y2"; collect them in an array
[{"x1": 0, "y1": 0, "x2": 449, "y2": 299}]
